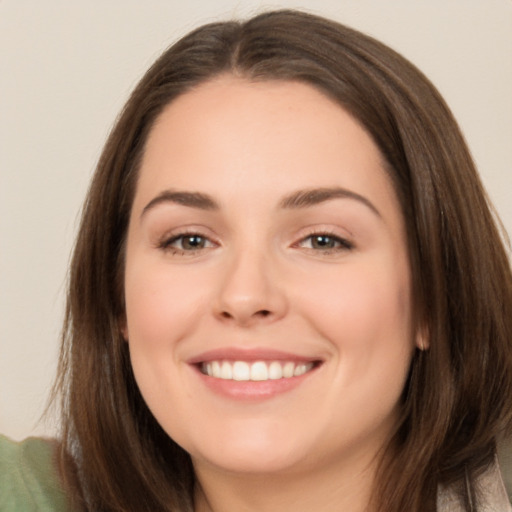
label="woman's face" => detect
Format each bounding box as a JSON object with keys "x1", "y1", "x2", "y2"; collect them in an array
[{"x1": 123, "y1": 76, "x2": 419, "y2": 477}]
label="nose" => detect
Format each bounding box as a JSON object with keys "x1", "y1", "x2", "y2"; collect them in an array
[{"x1": 213, "y1": 248, "x2": 288, "y2": 327}]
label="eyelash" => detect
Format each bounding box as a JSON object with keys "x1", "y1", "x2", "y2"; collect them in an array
[
  {"x1": 295, "y1": 230, "x2": 354, "y2": 254},
  {"x1": 157, "y1": 230, "x2": 216, "y2": 256},
  {"x1": 157, "y1": 229, "x2": 353, "y2": 256}
]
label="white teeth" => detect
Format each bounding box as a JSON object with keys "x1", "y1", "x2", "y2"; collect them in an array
[
  {"x1": 294, "y1": 363, "x2": 308, "y2": 377},
  {"x1": 201, "y1": 360, "x2": 315, "y2": 381},
  {"x1": 250, "y1": 361, "x2": 268, "y2": 381},
  {"x1": 282, "y1": 362, "x2": 295, "y2": 378},
  {"x1": 232, "y1": 361, "x2": 250, "y2": 381},
  {"x1": 268, "y1": 361, "x2": 283, "y2": 380},
  {"x1": 220, "y1": 361, "x2": 232, "y2": 379}
]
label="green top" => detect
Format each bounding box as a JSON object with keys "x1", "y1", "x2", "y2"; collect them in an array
[
  {"x1": 1, "y1": 434, "x2": 511, "y2": 511},
  {"x1": 0, "y1": 435, "x2": 71, "y2": 512}
]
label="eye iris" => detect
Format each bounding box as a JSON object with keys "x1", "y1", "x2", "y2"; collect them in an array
[
  {"x1": 312, "y1": 235, "x2": 336, "y2": 249},
  {"x1": 182, "y1": 235, "x2": 205, "y2": 250}
]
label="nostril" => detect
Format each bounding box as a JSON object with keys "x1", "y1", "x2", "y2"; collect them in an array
[{"x1": 217, "y1": 308, "x2": 273, "y2": 323}]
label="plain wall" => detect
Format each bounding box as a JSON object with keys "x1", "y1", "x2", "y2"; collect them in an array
[{"x1": 1, "y1": 0, "x2": 511, "y2": 440}]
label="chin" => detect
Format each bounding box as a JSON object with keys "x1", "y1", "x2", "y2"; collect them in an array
[
  {"x1": 193, "y1": 447, "x2": 307, "y2": 476},
  {"x1": 183, "y1": 423, "x2": 313, "y2": 475}
]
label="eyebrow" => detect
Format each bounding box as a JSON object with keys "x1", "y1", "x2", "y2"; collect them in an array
[
  {"x1": 141, "y1": 186, "x2": 381, "y2": 219},
  {"x1": 279, "y1": 187, "x2": 381, "y2": 217},
  {"x1": 141, "y1": 190, "x2": 219, "y2": 218}
]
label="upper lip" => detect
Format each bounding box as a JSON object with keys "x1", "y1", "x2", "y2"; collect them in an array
[{"x1": 187, "y1": 347, "x2": 323, "y2": 365}]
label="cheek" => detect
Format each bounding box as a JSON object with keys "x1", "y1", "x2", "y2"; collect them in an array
[
  {"x1": 286, "y1": 259, "x2": 414, "y2": 454},
  {"x1": 303, "y1": 264, "x2": 411, "y2": 343},
  {"x1": 123, "y1": 262, "x2": 207, "y2": 433},
  {"x1": 296, "y1": 257, "x2": 414, "y2": 390},
  {"x1": 124, "y1": 262, "x2": 208, "y2": 348}
]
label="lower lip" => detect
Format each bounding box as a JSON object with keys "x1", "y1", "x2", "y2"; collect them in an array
[{"x1": 191, "y1": 365, "x2": 318, "y2": 401}]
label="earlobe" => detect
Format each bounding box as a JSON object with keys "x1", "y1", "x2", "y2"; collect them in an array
[
  {"x1": 119, "y1": 318, "x2": 129, "y2": 342},
  {"x1": 416, "y1": 339, "x2": 428, "y2": 351},
  {"x1": 415, "y1": 325, "x2": 429, "y2": 351}
]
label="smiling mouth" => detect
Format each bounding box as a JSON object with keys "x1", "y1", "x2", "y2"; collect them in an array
[{"x1": 200, "y1": 360, "x2": 320, "y2": 381}]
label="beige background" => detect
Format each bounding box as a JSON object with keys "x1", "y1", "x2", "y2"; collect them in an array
[{"x1": 1, "y1": 0, "x2": 511, "y2": 441}]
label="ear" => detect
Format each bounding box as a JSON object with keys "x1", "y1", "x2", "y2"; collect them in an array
[
  {"x1": 119, "y1": 316, "x2": 129, "y2": 342},
  {"x1": 415, "y1": 324, "x2": 429, "y2": 351}
]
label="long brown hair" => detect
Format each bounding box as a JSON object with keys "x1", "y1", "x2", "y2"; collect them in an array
[{"x1": 54, "y1": 9, "x2": 512, "y2": 511}]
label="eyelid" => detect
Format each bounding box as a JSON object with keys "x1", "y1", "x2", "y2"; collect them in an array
[
  {"x1": 156, "y1": 227, "x2": 220, "y2": 255},
  {"x1": 292, "y1": 226, "x2": 355, "y2": 253}
]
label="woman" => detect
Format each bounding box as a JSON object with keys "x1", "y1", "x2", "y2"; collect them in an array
[{"x1": 1, "y1": 9, "x2": 511, "y2": 512}]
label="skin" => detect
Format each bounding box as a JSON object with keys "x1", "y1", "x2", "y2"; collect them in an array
[{"x1": 123, "y1": 76, "x2": 420, "y2": 512}]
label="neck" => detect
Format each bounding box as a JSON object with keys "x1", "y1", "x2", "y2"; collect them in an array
[{"x1": 193, "y1": 453, "x2": 379, "y2": 512}]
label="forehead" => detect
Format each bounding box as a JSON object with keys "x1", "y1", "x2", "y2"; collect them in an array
[
  {"x1": 145, "y1": 76, "x2": 376, "y2": 157},
  {"x1": 135, "y1": 76, "x2": 400, "y2": 221}
]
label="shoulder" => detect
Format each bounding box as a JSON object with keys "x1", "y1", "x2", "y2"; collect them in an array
[{"x1": 0, "y1": 434, "x2": 71, "y2": 511}]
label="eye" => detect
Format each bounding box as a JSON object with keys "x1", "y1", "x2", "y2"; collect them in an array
[
  {"x1": 159, "y1": 232, "x2": 216, "y2": 254},
  {"x1": 297, "y1": 233, "x2": 353, "y2": 252}
]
